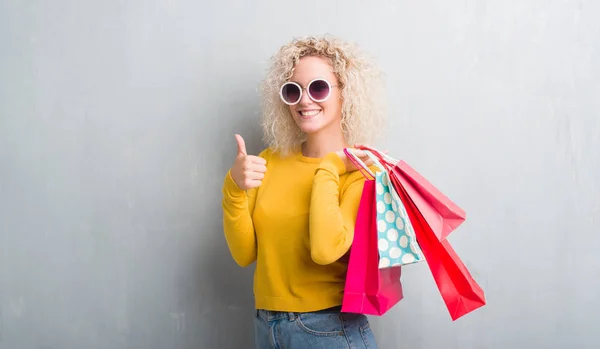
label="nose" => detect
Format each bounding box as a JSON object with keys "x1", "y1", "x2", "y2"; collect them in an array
[{"x1": 298, "y1": 87, "x2": 313, "y2": 106}]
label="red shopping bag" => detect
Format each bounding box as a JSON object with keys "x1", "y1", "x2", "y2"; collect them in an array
[
  {"x1": 341, "y1": 172, "x2": 404, "y2": 315},
  {"x1": 389, "y1": 166, "x2": 486, "y2": 321},
  {"x1": 357, "y1": 145, "x2": 466, "y2": 240}
]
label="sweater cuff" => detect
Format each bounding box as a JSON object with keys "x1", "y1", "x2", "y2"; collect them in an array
[{"x1": 223, "y1": 170, "x2": 246, "y2": 199}]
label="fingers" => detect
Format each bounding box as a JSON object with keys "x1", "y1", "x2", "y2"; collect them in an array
[
  {"x1": 240, "y1": 178, "x2": 263, "y2": 190},
  {"x1": 353, "y1": 143, "x2": 372, "y2": 151},
  {"x1": 235, "y1": 134, "x2": 247, "y2": 156},
  {"x1": 343, "y1": 148, "x2": 365, "y2": 159},
  {"x1": 245, "y1": 179, "x2": 263, "y2": 188},
  {"x1": 353, "y1": 149, "x2": 367, "y2": 158},
  {"x1": 245, "y1": 162, "x2": 266, "y2": 175},
  {"x1": 253, "y1": 164, "x2": 268, "y2": 173},
  {"x1": 235, "y1": 164, "x2": 266, "y2": 190},
  {"x1": 242, "y1": 158, "x2": 267, "y2": 181},
  {"x1": 242, "y1": 162, "x2": 266, "y2": 188},
  {"x1": 242, "y1": 156, "x2": 266, "y2": 171},
  {"x1": 245, "y1": 170, "x2": 265, "y2": 180},
  {"x1": 353, "y1": 143, "x2": 386, "y2": 155},
  {"x1": 352, "y1": 144, "x2": 393, "y2": 163},
  {"x1": 247, "y1": 155, "x2": 266, "y2": 165},
  {"x1": 347, "y1": 149, "x2": 369, "y2": 163},
  {"x1": 358, "y1": 155, "x2": 374, "y2": 167}
]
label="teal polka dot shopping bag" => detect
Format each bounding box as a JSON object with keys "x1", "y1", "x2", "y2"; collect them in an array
[{"x1": 375, "y1": 170, "x2": 425, "y2": 268}]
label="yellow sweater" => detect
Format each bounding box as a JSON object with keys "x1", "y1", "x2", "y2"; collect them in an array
[{"x1": 221, "y1": 147, "x2": 369, "y2": 312}]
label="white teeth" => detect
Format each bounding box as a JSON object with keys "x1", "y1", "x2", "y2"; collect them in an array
[{"x1": 300, "y1": 110, "x2": 320, "y2": 116}]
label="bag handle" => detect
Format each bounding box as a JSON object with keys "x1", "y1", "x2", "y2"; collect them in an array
[
  {"x1": 363, "y1": 150, "x2": 387, "y2": 173},
  {"x1": 355, "y1": 145, "x2": 398, "y2": 169},
  {"x1": 343, "y1": 148, "x2": 375, "y2": 179}
]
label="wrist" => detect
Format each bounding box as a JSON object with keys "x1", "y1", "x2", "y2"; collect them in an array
[{"x1": 224, "y1": 169, "x2": 246, "y2": 196}]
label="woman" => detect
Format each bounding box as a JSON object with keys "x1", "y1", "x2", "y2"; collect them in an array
[{"x1": 222, "y1": 35, "x2": 385, "y2": 348}]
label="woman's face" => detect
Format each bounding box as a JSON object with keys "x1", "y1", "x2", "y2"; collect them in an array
[{"x1": 286, "y1": 56, "x2": 343, "y2": 137}]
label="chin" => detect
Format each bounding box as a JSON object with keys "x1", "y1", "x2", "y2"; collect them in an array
[
  {"x1": 295, "y1": 118, "x2": 325, "y2": 134},
  {"x1": 299, "y1": 125, "x2": 322, "y2": 135},
  {"x1": 293, "y1": 110, "x2": 323, "y2": 130}
]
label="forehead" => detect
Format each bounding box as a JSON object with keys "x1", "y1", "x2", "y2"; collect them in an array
[{"x1": 290, "y1": 56, "x2": 337, "y2": 85}]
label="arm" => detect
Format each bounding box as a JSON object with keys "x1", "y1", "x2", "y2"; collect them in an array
[
  {"x1": 222, "y1": 173, "x2": 258, "y2": 267},
  {"x1": 222, "y1": 148, "x2": 269, "y2": 267},
  {"x1": 309, "y1": 152, "x2": 367, "y2": 265}
]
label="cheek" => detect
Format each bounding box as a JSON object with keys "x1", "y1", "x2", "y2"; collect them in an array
[
  {"x1": 323, "y1": 97, "x2": 342, "y2": 114},
  {"x1": 288, "y1": 105, "x2": 298, "y2": 116}
]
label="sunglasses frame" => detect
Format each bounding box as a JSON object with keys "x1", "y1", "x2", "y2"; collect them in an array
[{"x1": 279, "y1": 78, "x2": 338, "y2": 105}]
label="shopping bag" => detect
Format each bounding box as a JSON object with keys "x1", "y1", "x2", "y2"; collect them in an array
[
  {"x1": 341, "y1": 150, "x2": 404, "y2": 316},
  {"x1": 358, "y1": 145, "x2": 466, "y2": 241},
  {"x1": 388, "y1": 166, "x2": 486, "y2": 321},
  {"x1": 375, "y1": 170, "x2": 425, "y2": 268}
]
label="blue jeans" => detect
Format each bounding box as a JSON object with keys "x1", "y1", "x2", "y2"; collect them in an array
[{"x1": 254, "y1": 306, "x2": 378, "y2": 348}]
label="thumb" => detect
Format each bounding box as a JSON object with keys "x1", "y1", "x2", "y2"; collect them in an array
[{"x1": 234, "y1": 134, "x2": 247, "y2": 156}]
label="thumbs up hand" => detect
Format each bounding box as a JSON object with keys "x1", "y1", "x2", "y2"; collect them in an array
[{"x1": 230, "y1": 134, "x2": 267, "y2": 190}]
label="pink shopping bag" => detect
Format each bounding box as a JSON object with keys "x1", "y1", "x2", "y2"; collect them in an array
[
  {"x1": 389, "y1": 170, "x2": 486, "y2": 320},
  {"x1": 358, "y1": 145, "x2": 466, "y2": 241},
  {"x1": 341, "y1": 175, "x2": 404, "y2": 315}
]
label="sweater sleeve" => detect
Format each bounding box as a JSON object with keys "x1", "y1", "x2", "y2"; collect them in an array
[
  {"x1": 308, "y1": 152, "x2": 369, "y2": 265},
  {"x1": 221, "y1": 149, "x2": 269, "y2": 267}
]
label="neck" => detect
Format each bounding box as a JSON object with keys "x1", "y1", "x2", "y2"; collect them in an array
[{"x1": 301, "y1": 129, "x2": 349, "y2": 158}]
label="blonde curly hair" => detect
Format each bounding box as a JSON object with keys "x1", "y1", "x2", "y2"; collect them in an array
[{"x1": 259, "y1": 35, "x2": 386, "y2": 156}]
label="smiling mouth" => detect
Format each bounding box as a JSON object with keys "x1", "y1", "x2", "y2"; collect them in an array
[{"x1": 298, "y1": 110, "x2": 321, "y2": 119}]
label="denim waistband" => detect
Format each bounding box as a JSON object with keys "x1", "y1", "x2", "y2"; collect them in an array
[{"x1": 256, "y1": 305, "x2": 343, "y2": 322}]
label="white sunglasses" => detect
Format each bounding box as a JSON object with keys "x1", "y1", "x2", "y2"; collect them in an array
[{"x1": 279, "y1": 78, "x2": 338, "y2": 105}]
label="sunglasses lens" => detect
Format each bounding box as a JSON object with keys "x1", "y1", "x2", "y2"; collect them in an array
[
  {"x1": 281, "y1": 83, "x2": 301, "y2": 104},
  {"x1": 308, "y1": 80, "x2": 330, "y2": 101}
]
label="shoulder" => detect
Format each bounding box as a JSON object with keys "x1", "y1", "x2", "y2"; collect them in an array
[
  {"x1": 257, "y1": 147, "x2": 273, "y2": 158},
  {"x1": 256, "y1": 147, "x2": 291, "y2": 171},
  {"x1": 255, "y1": 147, "x2": 279, "y2": 165}
]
